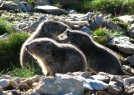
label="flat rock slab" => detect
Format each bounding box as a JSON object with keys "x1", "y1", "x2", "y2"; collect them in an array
[
  {"x1": 34, "y1": 5, "x2": 68, "y2": 15},
  {"x1": 108, "y1": 36, "x2": 134, "y2": 54}
]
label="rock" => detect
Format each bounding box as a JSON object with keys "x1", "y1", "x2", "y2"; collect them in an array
[
  {"x1": 126, "y1": 55, "x2": 134, "y2": 65},
  {"x1": 17, "y1": 22, "x2": 29, "y2": 29},
  {"x1": 91, "y1": 75, "x2": 110, "y2": 83},
  {"x1": 79, "y1": 71, "x2": 91, "y2": 78},
  {"x1": 123, "y1": 65, "x2": 134, "y2": 75},
  {"x1": 50, "y1": 0, "x2": 80, "y2": 6},
  {"x1": 0, "y1": 1, "x2": 19, "y2": 11},
  {"x1": 34, "y1": 5, "x2": 68, "y2": 15},
  {"x1": 83, "y1": 78, "x2": 109, "y2": 90},
  {"x1": 118, "y1": 15, "x2": 134, "y2": 24},
  {"x1": 107, "y1": 36, "x2": 134, "y2": 54},
  {"x1": 108, "y1": 81, "x2": 122, "y2": 95},
  {"x1": 96, "y1": 91, "x2": 112, "y2": 95},
  {"x1": 129, "y1": 23, "x2": 134, "y2": 31},
  {"x1": 129, "y1": 30, "x2": 134, "y2": 38},
  {"x1": 81, "y1": 26, "x2": 92, "y2": 35},
  {"x1": 18, "y1": 83, "x2": 31, "y2": 91},
  {"x1": 0, "y1": 33, "x2": 8, "y2": 39},
  {"x1": 35, "y1": 77, "x2": 84, "y2": 95},
  {"x1": 103, "y1": 20, "x2": 124, "y2": 32},
  {"x1": 0, "y1": 79, "x2": 10, "y2": 88},
  {"x1": 30, "y1": 21, "x2": 41, "y2": 32},
  {"x1": 124, "y1": 77, "x2": 134, "y2": 94},
  {"x1": 89, "y1": 14, "x2": 104, "y2": 30}
]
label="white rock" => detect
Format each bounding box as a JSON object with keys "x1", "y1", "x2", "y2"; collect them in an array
[{"x1": 118, "y1": 15, "x2": 134, "y2": 24}]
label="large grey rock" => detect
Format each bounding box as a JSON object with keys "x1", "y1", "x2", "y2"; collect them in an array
[
  {"x1": 118, "y1": 15, "x2": 134, "y2": 24},
  {"x1": 0, "y1": 1, "x2": 19, "y2": 11},
  {"x1": 126, "y1": 55, "x2": 134, "y2": 65},
  {"x1": 107, "y1": 36, "x2": 134, "y2": 54},
  {"x1": 34, "y1": 5, "x2": 68, "y2": 15},
  {"x1": 35, "y1": 77, "x2": 84, "y2": 95}
]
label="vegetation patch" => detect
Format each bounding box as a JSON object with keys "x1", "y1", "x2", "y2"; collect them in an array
[
  {"x1": 0, "y1": 18, "x2": 13, "y2": 35},
  {"x1": 0, "y1": 33, "x2": 29, "y2": 71},
  {"x1": 92, "y1": 28, "x2": 123, "y2": 45}
]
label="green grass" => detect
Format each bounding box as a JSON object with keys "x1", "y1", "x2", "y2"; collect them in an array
[
  {"x1": 0, "y1": 33, "x2": 29, "y2": 71},
  {"x1": 12, "y1": 67, "x2": 41, "y2": 78},
  {"x1": 91, "y1": 0, "x2": 134, "y2": 15},
  {"x1": 0, "y1": 18, "x2": 13, "y2": 35},
  {"x1": 92, "y1": 28, "x2": 123, "y2": 44},
  {"x1": 70, "y1": 0, "x2": 134, "y2": 15}
]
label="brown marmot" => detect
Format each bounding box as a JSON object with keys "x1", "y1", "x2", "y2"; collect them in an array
[
  {"x1": 58, "y1": 29, "x2": 125, "y2": 75},
  {"x1": 25, "y1": 38, "x2": 87, "y2": 76},
  {"x1": 20, "y1": 20, "x2": 70, "y2": 68}
]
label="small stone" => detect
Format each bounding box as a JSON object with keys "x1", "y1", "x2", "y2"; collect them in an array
[
  {"x1": 0, "y1": 79, "x2": 10, "y2": 88},
  {"x1": 79, "y1": 71, "x2": 91, "y2": 78},
  {"x1": 126, "y1": 55, "x2": 134, "y2": 65},
  {"x1": 18, "y1": 83, "x2": 31, "y2": 91},
  {"x1": 129, "y1": 30, "x2": 134, "y2": 38},
  {"x1": 81, "y1": 26, "x2": 92, "y2": 35},
  {"x1": 129, "y1": 23, "x2": 134, "y2": 31}
]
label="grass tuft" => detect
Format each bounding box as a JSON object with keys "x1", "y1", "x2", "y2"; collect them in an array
[
  {"x1": 92, "y1": 28, "x2": 123, "y2": 44},
  {"x1": 0, "y1": 33, "x2": 29, "y2": 71}
]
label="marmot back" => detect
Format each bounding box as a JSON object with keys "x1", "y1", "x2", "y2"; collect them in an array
[
  {"x1": 26, "y1": 38, "x2": 87, "y2": 76},
  {"x1": 20, "y1": 20, "x2": 70, "y2": 68},
  {"x1": 58, "y1": 29, "x2": 125, "y2": 75}
]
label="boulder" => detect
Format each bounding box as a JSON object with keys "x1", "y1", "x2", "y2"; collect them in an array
[
  {"x1": 107, "y1": 36, "x2": 134, "y2": 54},
  {"x1": 118, "y1": 15, "x2": 134, "y2": 24},
  {"x1": 34, "y1": 77, "x2": 84, "y2": 95},
  {"x1": 34, "y1": 5, "x2": 68, "y2": 15}
]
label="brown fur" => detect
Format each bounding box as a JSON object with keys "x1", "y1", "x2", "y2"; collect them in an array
[
  {"x1": 20, "y1": 20, "x2": 70, "y2": 68},
  {"x1": 59, "y1": 29, "x2": 125, "y2": 75},
  {"x1": 26, "y1": 38, "x2": 87, "y2": 76}
]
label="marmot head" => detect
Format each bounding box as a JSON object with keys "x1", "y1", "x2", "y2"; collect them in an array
[
  {"x1": 59, "y1": 29, "x2": 93, "y2": 47},
  {"x1": 26, "y1": 38, "x2": 55, "y2": 58},
  {"x1": 37, "y1": 20, "x2": 69, "y2": 39}
]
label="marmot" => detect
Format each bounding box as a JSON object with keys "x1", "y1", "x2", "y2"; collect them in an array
[
  {"x1": 58, "y1": 29, "x2": 125, "y2": 75},
  {"x1": 20, "y1": 20, "x2": 70, "y2": 68},
  {"x1": 26, "y1": 38, "x2": 87, "y2": 76}
]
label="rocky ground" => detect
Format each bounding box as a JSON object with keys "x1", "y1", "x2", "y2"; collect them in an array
[{"x1": 0, "y1": 0, "x2": 134, "y2": 95}]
